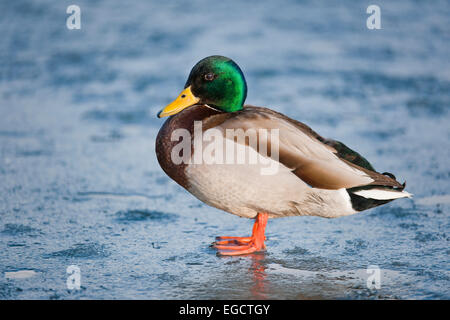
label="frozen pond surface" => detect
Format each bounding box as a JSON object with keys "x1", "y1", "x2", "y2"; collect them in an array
[{"x1": 0, "y1": 0, "x2": 449, "y2": 299}]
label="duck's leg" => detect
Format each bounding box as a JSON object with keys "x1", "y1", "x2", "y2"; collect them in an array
[{"x1": 213, "y1": 212, "x2": 268, "y2": 256}]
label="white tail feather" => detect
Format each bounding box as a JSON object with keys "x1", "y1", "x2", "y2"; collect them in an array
[{"x1": 353, "y1": 189, "x2": 412, "y2": 200}]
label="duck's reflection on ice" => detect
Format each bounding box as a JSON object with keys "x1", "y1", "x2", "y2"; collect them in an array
[{"x1": 248, "y1": 253, "x2": 268, "y2": 299}]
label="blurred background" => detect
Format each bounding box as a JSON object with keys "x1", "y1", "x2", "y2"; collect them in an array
[{"x1": 0, "y1": 0, "x2": 449, "y2": 299}]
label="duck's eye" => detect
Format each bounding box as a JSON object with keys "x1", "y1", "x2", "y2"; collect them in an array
[{"x1": 204, "y1": 73, "x2": 215, "y2": 81}]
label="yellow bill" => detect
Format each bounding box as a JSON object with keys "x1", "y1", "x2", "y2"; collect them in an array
[{"x1": 157, "y1": 86, "x2": 200, "y2": 118}]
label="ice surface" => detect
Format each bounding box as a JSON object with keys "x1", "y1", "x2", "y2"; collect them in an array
[{"x1": 0, "y1": 0, "x2": 449, "y2": 299}]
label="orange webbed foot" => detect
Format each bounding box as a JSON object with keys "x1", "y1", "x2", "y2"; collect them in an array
[{"x1": 212, "y1": 212, "x2": 268, "y2": 256}]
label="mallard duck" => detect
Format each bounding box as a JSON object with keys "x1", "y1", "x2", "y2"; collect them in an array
[{"x1": 155, "y1": 55, "x2": 411, "y2": 256}]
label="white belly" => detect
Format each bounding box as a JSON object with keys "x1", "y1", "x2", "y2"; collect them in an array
[{"x1": 184, "y1": 139, "x2": 356, "y2": 219}]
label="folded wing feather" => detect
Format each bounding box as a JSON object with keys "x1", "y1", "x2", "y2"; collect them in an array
[{"x1": 202, "y1": 106, "x2": 385, "y2": 190}]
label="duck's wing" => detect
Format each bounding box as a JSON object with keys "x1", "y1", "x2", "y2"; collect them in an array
[
  {"x1": 203, "y1": 105, "x2": 404, "y2": 191},
  {"x1": 322, "y1": 139, "x2": 376, "y2": 172}
]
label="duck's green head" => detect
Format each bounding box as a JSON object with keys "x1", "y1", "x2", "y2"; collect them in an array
[{"x1": 157, "y1": 56, "x2": 247, "y2": 118}]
